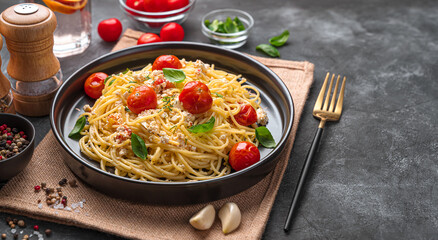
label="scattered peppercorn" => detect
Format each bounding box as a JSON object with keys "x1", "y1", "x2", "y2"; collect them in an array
[
  {"x1": 44, "y1": 229, "x2": 52, "y2": 236},
  {"x1": 12, "y1": 219, "x2": 18, "y2": 224},
  {"x1": 5, "y1": 217, "x2": 11, "y2": 224},
  {"x1": 33, "y1": 225, "x2": 39, "y2": 231},
  {"x1": 69, "y1": 179, "x2": 78, "y2": 187},
  {"x1": 34, "y1": 185, "x2": 41, "y2": 192},
  {"x1": 0, "y1": 124, "x2": 28, "y2": 160},
  {"x1": 1, "y1": 233, "x2": 6, "y2": 239},
  {"x1": 23, "y1": 234, "x2": 28, "y2": 239},
  {"x1": 10, "y1": 223, "x2": 15, "y2": 228},
  {"x1": 13, "y1": 233, "x2": 18, "y2": 239},
  {"x1": 17, "y1": 219, "x2": 25, "y2": 228},
  {"x1": 41, "y1": 182, "x2": 46, "y2": 188},
  {"x1": 58, "y1": 178, "x2": 67, "y2": 186}
]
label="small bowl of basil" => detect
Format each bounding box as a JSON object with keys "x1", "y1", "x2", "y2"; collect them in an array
[{"x1": 201, "y1": 9, "x2": 254, "y2": 49}]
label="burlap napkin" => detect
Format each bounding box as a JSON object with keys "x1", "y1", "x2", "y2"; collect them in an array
[{"x1": 0, "y1": 29, "x2": 314, "y2": 240}]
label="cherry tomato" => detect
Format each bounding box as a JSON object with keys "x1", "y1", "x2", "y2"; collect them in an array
[
  {"x1": 143, "y1": 0, "x2": 168, "y2": 12},
  {"x1": 234, "y1": 104, "x2": 258, "y2": 126},
  {"x1": 179, "y1": 81, "x2": 213, "y2": 114},
  {"x1": 137, "y1": 33, "x2": 161, "y2": 45},
  {"x1": 167, "y1": 0, "x2": 189, "y2": 10},
  {"x1": 153, "y1": 78, "x2": 175, "y2": 89},
  {"x1": 127, "y1": 85, "x2": 158, "y2": 114},
  {"x1": 152, "y1": 55, "x2": 182, "y2": 71},
  {"x1": 97, "y1": 18, "x2": 123, "y2": 42},
  {"x1": 126, "y1": 0, "x2": 145, "y2": 14},
  {"x1": 228, "y1": 141, "x2": 260, "y2": 171},
  {"x1": 160, "y1": 22, "x2": 184, "y2": 41},
  {"x1": 84, "y1": 72, "x2": 108, "y2": 99}
]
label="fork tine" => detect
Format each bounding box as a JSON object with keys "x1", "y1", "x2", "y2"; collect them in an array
[
  {"x1": 314, "y1": 72, "x2": 330, "y2": 111},
  {"x1": 335, "y1": 76, "x2": 346, "y2": 114},
  {"x1": 323, "y1": 74, "x2": 335, "y2": 110},
  {"x1": 328, "y1": 75, "x2": 340, "y2": 112}
]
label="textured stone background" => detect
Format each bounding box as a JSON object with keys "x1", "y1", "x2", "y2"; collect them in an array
[{"x1": 1, "y1": 0, "x2": 437, "y2": 239}]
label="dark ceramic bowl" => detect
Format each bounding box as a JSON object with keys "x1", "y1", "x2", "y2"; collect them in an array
[
  {"x1": 50, "y1": 42, "x2": 294, "y2": 204},
  {"x1": 0, "y1": 113, "x2": 35, "y2": 182}
]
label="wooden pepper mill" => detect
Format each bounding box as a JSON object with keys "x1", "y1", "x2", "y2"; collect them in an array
[
  {"x1": 0, "y1": 37, "x2": 15, "y2": 114},
  {"x1": 0, "y1": 3, "x2": 62, "y2": 117}
]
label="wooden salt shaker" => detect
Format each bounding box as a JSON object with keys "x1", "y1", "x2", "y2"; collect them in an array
[
  {"x1": 0, "y1": 37, "x2": 15, "y2": 114},
  {"x1": 0, "y1": 3, "x2": 62, "y2": 116}
]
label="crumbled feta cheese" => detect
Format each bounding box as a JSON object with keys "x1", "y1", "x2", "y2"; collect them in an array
[
  {"x1": 141, "y1": 121, "x2": 160, "y2": 134},
  {"x1": 160, "y1": 135, "x2": 169, "y2": 144},
  {"x1": 83, "y1": 104, "x2": 91, "y2": 112},
  {"x1": 219, "y1": 134, "x2": 226, "y2": 140},
  {"x1": 149, "y1": 70, "x2": 164, "y2": 81},
  {"x1": 256, "y1": 108, "x2": 269, "y2": 125},
  {"x1": 119, "y1": 148, "x2": 127, "y2": 156},
  {"x1": 160, "y1": 112, "x2": 168, "y2": 118}
]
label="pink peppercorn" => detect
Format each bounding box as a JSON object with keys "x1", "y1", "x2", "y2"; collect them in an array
[
  {"x1": 2, "y1": 124, "x2": 7, "y2": 128},
  {"x1": 34, "y1": 185, "x2": 41, "y2": 191},
  {"x1": 2, "y1": 130, "x2": 6, "y2": 134},
  {"x1": 0, "y1": 156, "x2": 2, "y2": 160},
  {"x1": 6, "y1": 140, "x2": 11, "y2": 145},
  {"x1": 22, "y1": 135, "x2": 27, "y2": 139},
  {"x1": 33, "y1": 225, "x2": 39, "y2": 231},
  {"x1": 0, "y1": 126, "x2": 4, "y2": 131},
  {"x1": 6, "y1": 133, "x2": 11, "y2": 136},
  {"x1": 19, "y1": 131, "x2": 24, "y2": 136}
]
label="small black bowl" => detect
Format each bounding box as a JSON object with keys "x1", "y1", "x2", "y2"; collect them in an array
[{"x1": 0, "y1": 113, "x2": 35, "y2": 182}]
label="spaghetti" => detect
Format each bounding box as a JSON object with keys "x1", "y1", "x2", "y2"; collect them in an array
[{"x1": 78, "y1": 58, "x2": 269, "y2": 182}]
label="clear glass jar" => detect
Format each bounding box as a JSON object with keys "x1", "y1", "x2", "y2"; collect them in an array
[{"x1": 0, "y1": 91, "x2": 14, "y2": 114}]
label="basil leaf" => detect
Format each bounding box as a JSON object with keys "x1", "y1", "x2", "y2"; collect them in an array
[
  {"x1": 256, "y1": 44, "x2": 280, "y2": 58},
  {"x1": 125, "y1": 106, "x2": 130, "y2": 112},
  {"x1": 68, "y1": 116, "x2": 86, "y2": 138},
  {"x1": 204, "y1": 19, "x2": 211, "y2": 28},
  {"x1": 224, "y1": 17, "x2": 238, "y2": 33},
  {"x1": 188, "y1": 117, "x2": 215, "y2": 133},
  {"x1": 104, "y1": 76, "x2": 112, "y2": 84},
  {"x1": 269, "y1": 30, "x2": 290, "y2": 47},
  {"x1": 255, "y1": 126, "x2": 276, "y2": 148},
  {"x1": 163, "y1": 68, "x2": 186, "y2": 83},
  {"x1": 208, "y1": 19, "x2": 220, "y2": 32},
  {"x1": 108, "y1": 79, "x2": 116, "y2": 86},
  {"x1": 213, "y1": 92, "x2": 223, "y2": 98},
  {"x1": 131, "y1": 133, "x2": 148, "y2": 160},
  {"x1": 122, "y1": 68, "x2": 130, "y2": 74},
  {"x1": 234, "y1": 17, "x2": 245, "y2": 31},
  {"x1": 129, "y1": 81, "x2": 137, "y2": 83},
  {"x1": 217, "y1": 23, "x2": 226, "y2": 33}
]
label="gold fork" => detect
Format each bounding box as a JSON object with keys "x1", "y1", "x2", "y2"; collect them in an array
[{"x1": 284, "y1": 72, "x2": 346, "y2": 232}]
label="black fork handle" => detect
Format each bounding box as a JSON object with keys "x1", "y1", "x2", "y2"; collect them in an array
[{"x1": 284, "y1": 127, "x2": 324, "y2": 232}]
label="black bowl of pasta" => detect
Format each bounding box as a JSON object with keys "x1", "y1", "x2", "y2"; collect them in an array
[{"x1": 51, "y1": 42, "x2": 294, "y2": 204}]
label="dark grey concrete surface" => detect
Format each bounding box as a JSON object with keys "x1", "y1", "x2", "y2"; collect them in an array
[{"x1": 1, "y1": 0, "x2": 437, "y2": 239}]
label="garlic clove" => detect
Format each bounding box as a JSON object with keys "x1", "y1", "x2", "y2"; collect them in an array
[
  {"x1": 189, "y1": 204, "x2": 216, "y2": 230},
  {"x1": 218, "y1": 202, "x2": 241, "y2": 234}
]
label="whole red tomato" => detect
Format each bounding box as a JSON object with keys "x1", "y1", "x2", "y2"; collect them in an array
[
  {"x1": 126, "y1": 0, "x2": 145, "y2": 14},
  {"x1": 153, "y1": 78, "x2": 175, "y2": 89},
  {"x1": 167, "y1": 0, "x2": 189, "y2": 10},
  {"x1": 127, "y1": 85, "x2": 158, "y2": 114},
  {"x1": 137, "y1": 33, "x2": 161, "y2": 45},
  {"x1": 143, "y1": 0, "x2": 168, "y2": 12},
  {"x1": 152, "y1": 55, "x2": 182, "y2": 70},
  {"x1": 228, "y1": 141, "x2": 260, "y2": 171},
  {"x1": 179, "y1": 81, "x2": 213, "y2": 114},
  {"x1": 97, "y1": 18, "x2": 123, "y2": 42},
  {"x1": 160, "y1": 22, "x2": 184, "y2": 41},
  {"x1": 234, "y1": 104, "x2": 258, "y2": 126},
  {"x1": 84, "y1": 72, "x2": 108, "y2": 99}
]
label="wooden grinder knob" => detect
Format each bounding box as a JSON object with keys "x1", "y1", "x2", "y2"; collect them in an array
[
  {"x1": 0, "y1": 37, "x2": 11, "y2": 99},
  {"x1": 0, "y1": 3, "x2": 60, "y2": 82}
]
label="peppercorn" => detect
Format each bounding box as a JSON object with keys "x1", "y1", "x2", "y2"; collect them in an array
[
  {"x1": 34, "y1": 185, "x2": 41, "y2": 192},
  {"x1": 69, "y1": 179, "x2": 78, "y2": 187},
  {"x1": 12, "y1": 218, "x2": 18, "y2": 224},
  {"x1": 13, "y1": 233, "x2": 18, "y2": 239},
  {"x1": 44, "y1": 229, "x2": 52, "y2": 236},
  {"x1": 10, "y1": 223, "x2": 15, "y2": 228},
  {"x1": 45, "y1": 188, "x2": 54, "y2": 194},
  {"x1": 41, "y1": 182, "x2": 46, "y2": 188},
  {"x1": 33, "y1": 225, "x2": 39, "y2": 231},
  {"x1": 56, "y1": 187, "x2": 62, "y2": 192},
  {"x1": 23, "y1": 234, "x2": 29, "y2": 239},
  {"x1": 17, "y1": 220, "x2": 25, "y2": 228},
  {"x1": 58, "y1": 178, "x2": 67, "y2": 186},
  {"x1": 5, "y1": 217, "x2": 12, "y2": 224},
  {"x1": 1, "y1": 233, "x2": 6, "y2": 239},
  {"x1": 8, "y1": 220, "x2": 13, "y2": 226}
]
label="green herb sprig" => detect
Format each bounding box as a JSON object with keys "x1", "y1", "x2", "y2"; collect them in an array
[
  {"x1": 163, "y1": 68, "x2": 186, "y2": 83},
  {"x1": 188, "y1": 117, "x2": 215, "y2": 133},
  {"x1": 255, "y1": 126, "x2": 276, "y2": 148},
  {"x1": 68, "y1": 116, "x2": 86, "y2": 139},
  {"x1": 162, "y1": 96, "x2": 175, "y2": 111},
  {"x1": 205, "y1": 17, "x2": 246, "y2": 34}
]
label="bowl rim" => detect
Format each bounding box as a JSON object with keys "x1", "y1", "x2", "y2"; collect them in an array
[
  {"x1": 50, "y1": 42, "x2": 294, "y2": 187},
  {"x1": 201, "y1": 9, "x2": 254, "y2": 37},
  {"x1": 0, "y1": 113, "x2": 35, "y2": 164},
  {"x1": 119, "y1": 0, "x2": 196, "y2": 16}
]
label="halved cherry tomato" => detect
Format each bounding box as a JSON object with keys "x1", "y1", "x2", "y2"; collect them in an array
[
  {"x1": 153, "y1": 78, "x2": 175, "y2": 89},
  {"x1": 160, "y1": 22, "x2": 184, "y2": 41},
  {"x1": 234, "y1": 104, "x2": 257, "y2": 126},
  {"x1": 167, "y1": 0, "x2": 189, "y2": 10},
  {"x1": 143, "y1": 0, "x2": 168, "y2": 12},
  {"x1": 84, "y1": 72, "x2": 108, "y2": 99},
  {"x1": 43, "y1": 0, "x2": 88, "y2": 14},
  {"x1": 97, "y1": 18, "x2": 123, "y2": 42},
  {"x1": 137, "y1": 33, "x2": 161, "y2": 45},
  {"x1": 126, "y1": 0, "x2": 144, "y2": 14},
  {"x1": 179, "y1": 81, "x2": 212, "y2": 114},
  {"x1": 127, "y1": 85, "x2": 158, "y2": 114},
  {"x1": 228, "y1": 141, "x2": 260, "y2": 171},
  {"x1": 152, "y1": 55, "x2": 182, "y2": 71}
]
